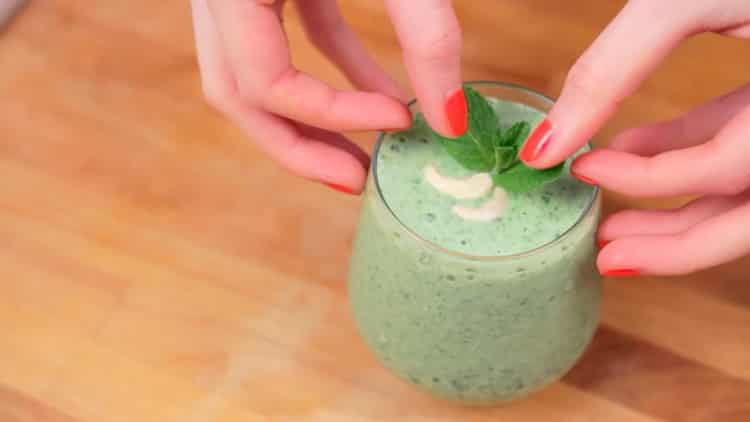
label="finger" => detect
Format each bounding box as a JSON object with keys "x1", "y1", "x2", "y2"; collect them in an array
[
  {"x1": 598, "y1": 191, "x2": 750, "y2": 243},
  {"x1": 191, "y1": 0, "x2": 236, "y2": 110},
  {"x1": 383, "y1": 0, "x2": 464, "y2": 137},
  {"x1": 723, "y1": 24, "x2": 750, "y2": 39},
  {"x1": 295, "y1": 0, "x2": 405, "y2": 101},
  {"x1": 598, "y1": 199, "x2": 750, "y2": 276},
  {"x1": 610, "y1": 82, "x2": 750, "y2": 156},
  {"x1": 192, "y1": 0, "x2": 367, "y2": 191},
  {"x1": 520, "y1": 1, "x2": 693, "y2": 168},
  {"x1": 208, "y1": 0, "x2": 410, "y2": 132},
  {"x1": 293, "y1": 122, "x2": 371, "y2": 172},
  {"x1": 571, "y1": 105, "x2": 750, "y2": 197},
  {"x1": 231, "y1": 106, "x2": 369, "y2": 192}
]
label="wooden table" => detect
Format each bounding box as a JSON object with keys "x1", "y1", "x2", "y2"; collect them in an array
[{"x1": 2, "y1": 1, "x2": 749, "y2": 421}]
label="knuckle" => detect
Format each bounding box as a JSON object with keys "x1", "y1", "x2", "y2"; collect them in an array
[
  {"x1": 712, "y1": 173, "x2": 747, "y2": 195},
  {"x1": 271, "y1": 70, "x2": 337, "y2": 126},
  {"x1": 716, "y1": 169, "x2": 750, "y2": 195},
  {"x1": 707, "y1": 143, "x2": 750, "y2": 195},
  {"x1": 264, "y1": 68, "x2": 300, "y2": 104},
  {"x1": 564, "y1": 58, "x2": 616, "y2": 104},
  {"x1": 406, "y1": 20, "x2": 461, "y2": 62},
  {"x1": 640, "y1": 158, "x2": 663, "y2": 191}
]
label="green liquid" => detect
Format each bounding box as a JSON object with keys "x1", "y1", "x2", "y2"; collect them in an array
[{"x1": 348, "y1": 97, "x2": 601, "y2": 405}]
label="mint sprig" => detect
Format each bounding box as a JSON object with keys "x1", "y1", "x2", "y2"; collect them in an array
[
  {"x1": 413, "y1": 86, "x2": 565, "y2": 193},
  {"x1": 492, "y1": 162, "x2": 563, "y2": 192},
  {"x1": 429, "y1": 86, "x2": 498, "y2": 171}
]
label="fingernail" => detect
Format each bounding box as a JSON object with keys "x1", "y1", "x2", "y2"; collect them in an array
[
  {"x1": 325, "y1": 183, "x2": 357, "y2": 195},
  {"x1": 572, "y1": 171, "x2": 598, "y2": 186},
  {"x1": 382, "y1": 128, "x2": 407, "y2": 133},
  {"x1": 520, "y1": 118, "x2": 553, "y2": 163},
  {"x1": 602, "y1": 269, "x2": 640, "y2": 278},
  {"x1": 597, "y1": 239, "x2": 610, "y2": 249},
  {"x1": 445, "y1": 88, "x2": 468, "y2": 137}
]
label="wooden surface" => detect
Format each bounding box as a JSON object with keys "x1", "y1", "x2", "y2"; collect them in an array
[{"x1": 2, "y1": 1, "x2": 750, "y2": 421}]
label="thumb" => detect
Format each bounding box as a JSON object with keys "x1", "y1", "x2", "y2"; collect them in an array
[{"x1": 520, "y1": 1, "x2": 693, "y2": 168}]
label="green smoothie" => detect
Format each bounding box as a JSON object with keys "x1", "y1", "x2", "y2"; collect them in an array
[{"x1": 348, "y1": 82, "x2": 601, "y2": 405}]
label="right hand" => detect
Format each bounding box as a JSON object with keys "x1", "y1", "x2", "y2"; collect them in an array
[
  {"x1": 190, "y1": 0, "x2": 466, "y2": 194},
  {"x1": 518, "y1": 0, "x2": 750, "y2": 277}
]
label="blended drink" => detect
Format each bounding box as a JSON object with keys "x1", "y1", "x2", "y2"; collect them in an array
[{"x1": 348, "y1": 82, "x2": 601, "y2": 405}]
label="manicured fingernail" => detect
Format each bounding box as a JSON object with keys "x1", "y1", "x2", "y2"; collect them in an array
[
  {"x1": 572, "y1": 171, "x2": 598, "y2": 186},
  {"x1": 520, "y1": 118, "x2": 553, "y2": 163},
  {"x1": 325, "y1": 183, "x2": 357, "y2": 195},
  {"x1": 445, "y1": 88, "x2": 468, "y2": 137},
  {"x1": 602, "y1": 269, "x2": 640, "y2": 278},
  {"x1": 597, "y1": 239, "x2": 611, "y2": 249}
]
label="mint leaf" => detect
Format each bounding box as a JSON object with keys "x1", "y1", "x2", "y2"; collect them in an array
[
  {"x1": 463, "y1": 86, "x2": 500, "y2": 153},
  {"x1": 429, "y1": 86, "x2": 498, "y2": 172},
  {"x1": 492, "y1": 162, "x2": 565, "y2": 193},
  {"x1": 493, "y1": 146, "x2": 516, "y2": 173},
  {"x1": 504, "y1": 121, "x2": 532, "y2": 149},
  {"x1": 491, "y1": 128, "x2": 504, "y2": 148}
]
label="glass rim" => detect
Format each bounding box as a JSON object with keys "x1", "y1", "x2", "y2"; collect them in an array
[{"x1": 371, "y1": 80, "x2": 600, "y2": 262}]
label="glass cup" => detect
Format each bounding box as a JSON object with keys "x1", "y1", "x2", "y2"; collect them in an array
[{"x1": 348, "y1": 81, "x2": 601, "y2": 405}]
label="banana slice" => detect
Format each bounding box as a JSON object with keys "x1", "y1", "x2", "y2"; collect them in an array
[
  {"x1": 423, "y1": 164, "x2": 493, "y2": 200},
  {"x1": 452, "y1": 188, "x2": 508, "y2": 222}
]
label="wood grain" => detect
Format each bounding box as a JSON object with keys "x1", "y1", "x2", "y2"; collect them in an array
[{"x1": 1, "y1": 1, "x2": 749, "y2": 421}]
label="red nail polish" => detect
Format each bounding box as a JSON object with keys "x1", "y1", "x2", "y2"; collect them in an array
[
  {"x1": 325, "y1": 183, "x2": 357, "y2": 195},
  {"x1": 597, "y1": 239, "x2": 610, "y2": 249},
  {"x1": 572, "y1": 171, "x2": 598, "y2": 186},
  {"x1": 602, "y1": 269, "x2": 640, "y2": 278},
  {"x1": 445, "y1": 88, "x2": 468, "y2": 137},
  {"x1": 520, "y1": 118, "x2": 553, "y2": 163}
]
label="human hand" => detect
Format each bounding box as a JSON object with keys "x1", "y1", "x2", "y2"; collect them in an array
[
  {"x1": 190, "y1": 0, "x2": 466, "y2": 194},
  {"x1": 517, "y1": 0, "x2": 750, "y2": 277}
]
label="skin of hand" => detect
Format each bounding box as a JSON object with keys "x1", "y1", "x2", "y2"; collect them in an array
[
  {"x1": 517, "y1": 0, "x2": 750, "y2": 278},
  {"x1": 190, "y1": 0, "x2": 467, "y2": 195}
]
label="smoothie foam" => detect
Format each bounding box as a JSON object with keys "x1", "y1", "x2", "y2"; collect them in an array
[{"x1": 376, "y1": 99, "x2": 595, "y2": 256}]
